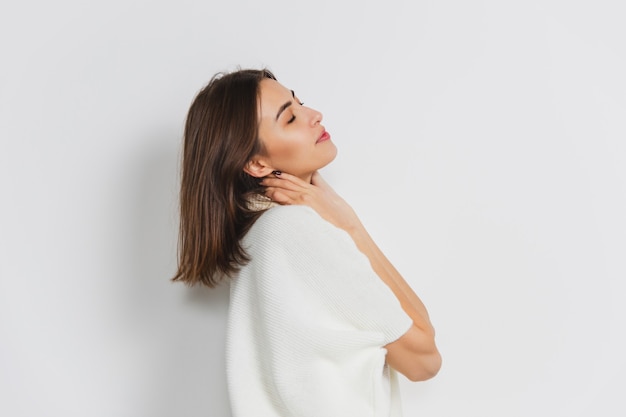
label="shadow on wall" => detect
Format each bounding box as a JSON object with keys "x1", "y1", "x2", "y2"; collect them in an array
[{"x1": 121, "y1": 130, "x2": 233, "y2": 417}]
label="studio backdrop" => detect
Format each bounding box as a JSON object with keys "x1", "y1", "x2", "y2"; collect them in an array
[{"x1": 1, "y1": 1, "x2": 624, "y2": 416}]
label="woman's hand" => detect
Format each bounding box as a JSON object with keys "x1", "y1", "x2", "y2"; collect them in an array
[{"x1": 260, "y1": 171, "x2": 361, "y2": 233}]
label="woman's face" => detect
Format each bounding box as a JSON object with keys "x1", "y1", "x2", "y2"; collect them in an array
[{"x1": 251, "y1": 78, "x2": 337, "y2": 181}]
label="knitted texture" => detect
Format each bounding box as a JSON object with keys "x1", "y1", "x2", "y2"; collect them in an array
[{"x1": 227, "y1": 205, "x2": 413, "y2": 417}]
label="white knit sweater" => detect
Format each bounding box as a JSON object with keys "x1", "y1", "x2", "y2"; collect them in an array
[{"x1": 227, "y1": 204, "x2": 413, "y2": 417}]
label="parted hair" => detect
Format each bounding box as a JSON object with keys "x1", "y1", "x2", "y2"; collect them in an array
[{"x1": 172, "y1": 68, "x2": 276, "y2": 287}]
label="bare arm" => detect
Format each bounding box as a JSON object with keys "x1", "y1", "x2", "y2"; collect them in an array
[
  {"x1": 261, "y1": 171, "x2": 441, "y2": 381},
  {"x1": 349, "y1": 224, "x2": 441, "y2": 381}
]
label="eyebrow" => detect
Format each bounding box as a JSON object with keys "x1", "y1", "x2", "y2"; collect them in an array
[{"x1": 275, "y1": 90, "x2": 296, "y2": 121}]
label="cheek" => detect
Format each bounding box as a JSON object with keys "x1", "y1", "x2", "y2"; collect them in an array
[{"x1": 266, "y1": 137, "x2": 308, "y2": 162}]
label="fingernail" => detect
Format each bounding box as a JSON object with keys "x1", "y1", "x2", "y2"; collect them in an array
[{"x1": 272, "y1": 170, "x2": 282, "y2": 176}]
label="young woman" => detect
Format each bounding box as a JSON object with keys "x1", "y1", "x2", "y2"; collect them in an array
[{"x1": 173, "y1": 68, "x2": 441, "y2": 416}]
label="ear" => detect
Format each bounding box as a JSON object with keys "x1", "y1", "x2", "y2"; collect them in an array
[{"x1": 243, "y1": 156, "x2": 274, "y2": 178}]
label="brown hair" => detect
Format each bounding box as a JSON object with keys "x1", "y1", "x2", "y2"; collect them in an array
[{"x1": 172, "y1": 68, "x2": 277, "y2": 287}]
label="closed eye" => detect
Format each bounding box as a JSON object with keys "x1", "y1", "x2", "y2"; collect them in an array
[{"x1": 285, "y1": 91, "x2": 303, "y2": 124}]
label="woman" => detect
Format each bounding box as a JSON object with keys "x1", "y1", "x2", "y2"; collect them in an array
[{"x1": 173, "y1": 68, "x2": 441, "y2": 416}]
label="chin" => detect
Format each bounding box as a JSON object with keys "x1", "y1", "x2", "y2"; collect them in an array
[
  {"x1": 323, "y1": 143, "x2": 338, "y2": 166},
  {"x1": 296, "y1": 145, "x2": 338, "y2": 177},
  {"x1": 317, "y1": 149, "x2": 337, "y2": 171}
]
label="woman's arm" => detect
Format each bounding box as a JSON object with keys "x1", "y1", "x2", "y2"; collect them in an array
[
  {"x1": 261, "y1": 171, "x2": 442, "y2": 381},
  {"x1": 349, "y1": 224, "x2": 442, "y2": 381}
]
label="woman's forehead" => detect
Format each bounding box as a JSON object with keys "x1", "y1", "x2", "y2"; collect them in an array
[{"x1": 258, "y1": 79, "x2": 293, "y2": 118}]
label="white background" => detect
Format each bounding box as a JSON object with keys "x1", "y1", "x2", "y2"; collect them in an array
[{"x1": 1, "y1": 1, "x2": 624, "y2": 416}]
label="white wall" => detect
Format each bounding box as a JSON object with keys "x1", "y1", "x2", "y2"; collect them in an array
[{"x1": 1, "y1": 1, "x2": 624, "y2": 416}]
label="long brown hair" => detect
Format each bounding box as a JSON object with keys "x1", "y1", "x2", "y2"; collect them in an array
[{"x1": 172, "y1": 69, "x2": 276, "y2": 287}]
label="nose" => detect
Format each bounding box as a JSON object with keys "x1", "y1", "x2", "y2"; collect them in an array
[{"x1": 309, "y1": 107, "x2": 323, "y2": 126}]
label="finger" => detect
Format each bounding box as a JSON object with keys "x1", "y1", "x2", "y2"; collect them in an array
[
  {"x1": 261, "y1": 177, "x2": 307, "y2": 192},
  {"x1": 310, "y1": 171, "x2": 332, "y2": 191},
  {"x1": 264, "y1": 187, "x2": 298, "y2": 204},
  {"x1": 271, "y1": 171, "x2": 311, "y2": 188},
  {"x1": 310, "y1": 171, "x2": 326, "y2": 186}
]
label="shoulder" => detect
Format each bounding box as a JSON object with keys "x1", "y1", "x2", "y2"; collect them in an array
[
  {"x1": 258, "y1": 203, "x2": 317, "y2": 221},
  {"x1": 252, "y1": 204, "x2": 330, "y2": 235},
  {"x1": 245, "y1": 204, "x2": 352, "y2": 250}
]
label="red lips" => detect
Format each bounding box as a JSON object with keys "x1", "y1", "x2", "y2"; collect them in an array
[{"x1": 316, "y1": 130, "x2": 331, "y2": 143}]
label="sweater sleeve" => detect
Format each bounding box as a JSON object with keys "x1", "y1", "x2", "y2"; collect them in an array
[{"x1": 243, "y1": 204, "x2": 413, "y2": 345}]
